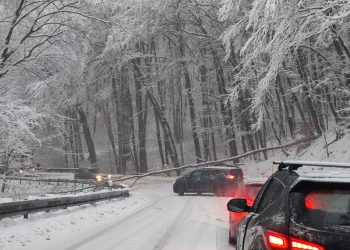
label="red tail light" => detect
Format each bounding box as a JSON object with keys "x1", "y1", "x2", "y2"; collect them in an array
[
  {"x1": 266, "y1": 231, "x2": 288, "y2": 249},
  {"x1": 266, "y1": 231, "x2": 325, "y2": 250},
  {"x1": 226, "y1": 175, "x2": 235, "y2": 180},
  {"x1": 290, "y1": 237, "x2": 325, "y2": 250}
]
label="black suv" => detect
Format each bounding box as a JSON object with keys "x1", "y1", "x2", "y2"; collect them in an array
[
  {"x1": 228, "y1": 161, "x2": 350, "y2": 250},
  {"x1": 173, "y1": 165, "x2": 243, "y2": 196}
]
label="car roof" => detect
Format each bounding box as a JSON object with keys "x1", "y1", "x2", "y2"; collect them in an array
[
  {"x1": 202, "y1": 166, "x2": 241, "y2": 170},
  {"x1": 212, "y1": 162, "x2": 234, "y2": 166},
  {"x1": 294, "y1": 170, "x2": 350, "y2": 184},
  {"x1": 244, "y1": 177, "x2": 267, "y2": 184},
  {"x1": 244, "y1": 181, "x2": 266, "y2": 186},
  {"x1": 275, "y1": 160, "x2": 350, "y2": 169},
  {"x1": 273, "y1": 160, "x2": 350, "y2": 185}
]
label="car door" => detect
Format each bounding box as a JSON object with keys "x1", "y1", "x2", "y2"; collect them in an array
[
  {"x1": 188, "y1": 170, "x2": 202, "y2": 192},
  {"x1": 236, "y1": 180, "x2": 270, "y2": 249},
  {"x1": 200, "y1": 169, "x2": 216, "y2": 192},
  {"x1": 238, "y1": 178, "x2": 286, "y2": 250}
]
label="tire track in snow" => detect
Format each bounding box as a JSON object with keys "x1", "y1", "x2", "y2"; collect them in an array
[
  {"x1": 152, "y1": 197, "x2": 191, "y2": 250},
  {"x1": 64, "y1": 194, "x2": 175, "y2": 250}
]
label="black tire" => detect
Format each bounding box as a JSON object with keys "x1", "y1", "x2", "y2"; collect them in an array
[
  {"x1": 214, "y1": 186, "x2": 223, "y2": 197},
  {"x1": 197, "y1": 192, "x2": 202, "y2": 195},
  {"x1": 177, "y1": 185, "x2": 185, "y2": 196},
  {"x1": 229, "y1": 230, "x2": 236, "y2": 245}
]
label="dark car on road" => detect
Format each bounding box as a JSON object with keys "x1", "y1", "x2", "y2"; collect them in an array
[
  {"x1": 173, "y1": 165, "x2": 244, "y2": 196},
  {"x1": 228, "y1": 161, "x2": 350, "y2": 250},
  {"x1": 229, "y1": 180, "x2": 265, "y2": 244}
]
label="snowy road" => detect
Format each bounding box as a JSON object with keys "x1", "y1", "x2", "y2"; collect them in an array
[{"x1": 0, "y1": 177, "x2": 234, "y2": 250}]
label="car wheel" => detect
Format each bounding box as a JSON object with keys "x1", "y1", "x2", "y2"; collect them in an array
[
  {"x1": 214, "y1": 186, "x2": 223, "y2": 197},
  {"x1": 177, "y1": 185, "x2": 185, "y2": 196},
  {"x1": 229, "y1": 230, "x2": 236, "y2": 245}
]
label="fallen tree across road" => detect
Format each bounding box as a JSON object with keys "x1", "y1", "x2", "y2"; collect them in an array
[{"x1": 115, "y1": 136, "x2": 319, "y2": 186}]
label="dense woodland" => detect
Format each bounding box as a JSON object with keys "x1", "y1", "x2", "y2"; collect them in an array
[{"x1": 1, "y1": 0, "x2": 350, "y2": 174}]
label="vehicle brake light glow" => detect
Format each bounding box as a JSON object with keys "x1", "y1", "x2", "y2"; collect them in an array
[
  {"x1": 266, "y1": 231, "x2": 325, "y2": 250},
  {"x1": 226, "y1": 175, "x2": 235, "y2": 180},
  {"x1": 291, "y1": 237, "x2": 325, "y2": 250},
  {"x1": 266, "y1": 231, "x2": 288, "y2": 249},
  {"x1": 304, "y1": 191, "x2": 327, "y2": 210}
]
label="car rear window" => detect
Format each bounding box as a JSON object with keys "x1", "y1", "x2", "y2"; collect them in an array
[
  {"x1": 290, "y1": 182, "x2": 350, "y2": 230},
  {"x1": 230, "y1": 169, "x2": 243, "y2": 180},
  {"x1": 243, "y1": 184, "x2": 263, "y2": 200},
  {"x1": 305, "y1": 190, "x2": 350, "y2": 213}
]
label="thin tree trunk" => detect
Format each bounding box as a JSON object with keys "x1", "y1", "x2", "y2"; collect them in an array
[
  {"x1": 274, "y1": 78, "x2": 286, "y2": 138},
  {"x1": 212, "y1": 51, "x2": 238, "y2": 157},
  {"x1": 199, "y1": 65, "x2": 211, "y2": 161},
  {"x1": 132, "y1": 57, "x2": 148, "y2": 173},
  {"x1": 77, "y1": 107, "x2": 98, "y2": 169},
  {"x1": 148, "y1": 92, "x2": 180, "y2": 169},
  {"x1": 177, "y1": 10, "x2": 202, "y2": 163},
  {"x1": 68, "y1": 120, "x2": 77, "y2": 168},
  {"x1": 277, "y1": 75, "x2": 294, "y2": 138},
  {"x1": 264, "y1": 104, "x2": 289, "y2": 157},
  {"x1": 209, "y1": 115, "x2": 217, "y2": 160},
  {"x1": 101, "y1": 101, "x2": 118, "y2": 174},
  {"x1": 155, "y1": 114, "x2": 165, "y2": 166},
  {"x1": 63, "y1": 131, "x2": 69, "y2": 168},
  {"x1": 258, "y1": 130, "x2": 268, "y2": 160},
  {"x1": 72, "y1": 111, "x2": 80, "y2": 168},
  {"x1": 111, "y1": 67, "x2": 132, "y2": 174},
  {"x1": 295, "y1": 49, "x2": 322, "y2": 135},
  {"x1": 286, "y1": 76, "x2": 306, "y2": 122}
]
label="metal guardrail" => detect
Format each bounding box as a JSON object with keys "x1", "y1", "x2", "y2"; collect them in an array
[
  {"x1": 7, "y1": 176, "x2": 94, "y2": 184},
  {"x1": 0, "y1": 189, "x2": 129, "y2": 219},
  {"x1": 5, "y1": 176, "x2": 96, "y2": 191}
]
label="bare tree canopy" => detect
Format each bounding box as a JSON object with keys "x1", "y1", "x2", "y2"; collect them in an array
[{"x1": 1, "y1": 0, "x2": 350, "y2": 174}]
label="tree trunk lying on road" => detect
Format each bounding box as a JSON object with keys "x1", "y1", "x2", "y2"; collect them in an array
[{"x1": 114, "y1": 136, "x2": 320, "y2": 186}]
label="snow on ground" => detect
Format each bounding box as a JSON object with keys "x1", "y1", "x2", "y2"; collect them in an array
[
  {"x1": 0, "y1": 189, "x2": 147, "y2": 250},
  {"x1": 240, "y1": 130, "x2": 350, "y2": 178},
  {"x1": 1, "y1": 131, "x2": 349, "y2": 250},
  {"x1": 0, "y1": 177, "x2": 234, "y2": 250}
]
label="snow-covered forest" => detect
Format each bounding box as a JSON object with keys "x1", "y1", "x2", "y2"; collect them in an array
[{"x1": 1, "y1": 0, "x2": 350, "y2": 174}]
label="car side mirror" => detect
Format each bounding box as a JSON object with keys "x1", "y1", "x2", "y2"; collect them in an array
[{"x1": 227, "y1": 198, "x2": 251, "y2": 213}]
